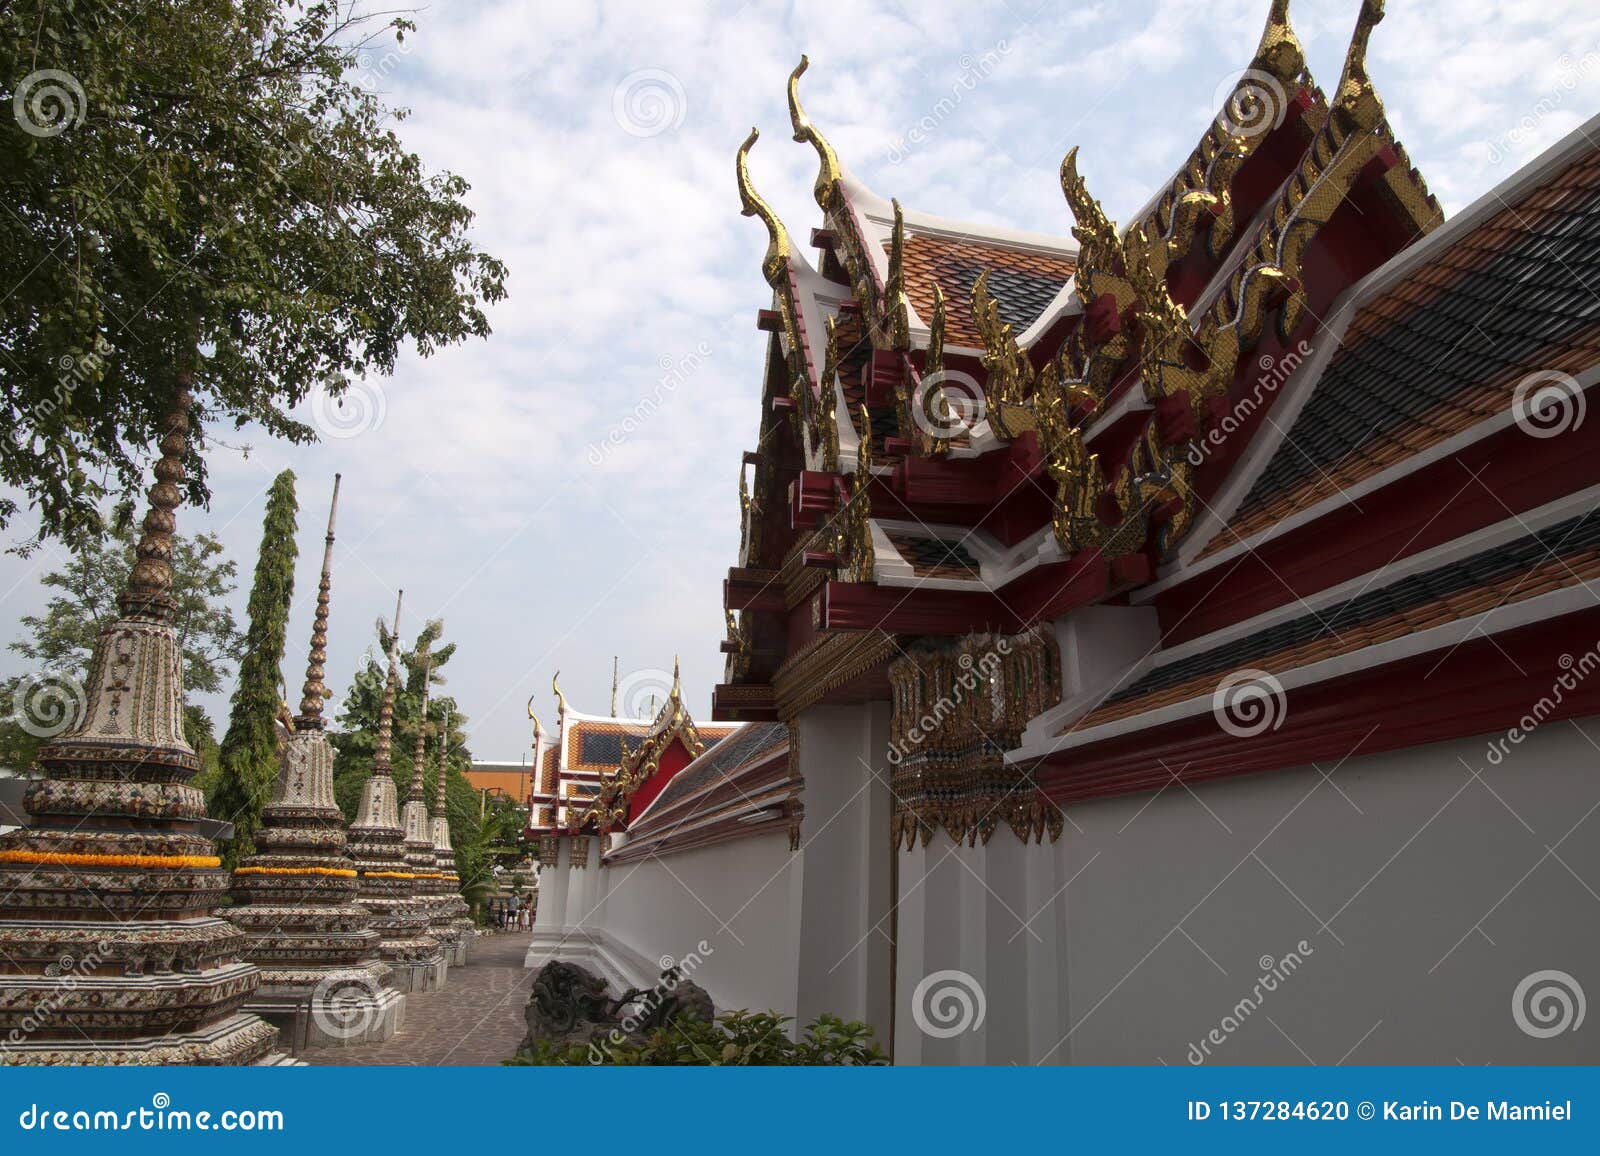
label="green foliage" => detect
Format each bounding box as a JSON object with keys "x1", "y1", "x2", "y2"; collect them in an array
[
  {"x1": 455, "y1": 796, "x2": 528, "y2": 920},
  {"x1": 212, "y1": 470, "x2": 298, "y2": 866},
  {"x1": 509, "y1": 1011, "x2": 888, "y2": 1067},
  {"x1": 3, "y1": 527, "x2": 238, "y2": 774},
  {"x1": 0, "y1": 0, "x2": 508, "y2": 549}
]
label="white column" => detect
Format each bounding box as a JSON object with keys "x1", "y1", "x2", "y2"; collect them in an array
[{"x1": 793, "y1": 701, "x2": 894, "y2": 1044}]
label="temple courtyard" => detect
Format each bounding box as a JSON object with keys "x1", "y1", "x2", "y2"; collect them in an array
[{"x1": 303, "y1": 931, "x2": 534, "y2": 1067}]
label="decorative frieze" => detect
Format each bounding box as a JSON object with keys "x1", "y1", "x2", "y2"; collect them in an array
[{"x1": 887, "y1": 628, "x2": 1063, "y2": 848}]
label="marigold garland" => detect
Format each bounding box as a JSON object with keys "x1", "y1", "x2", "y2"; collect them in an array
[
  {"x1": 234, "y1": 865, "x2": 357, "y2": 878},
  {"x1": 0, "y1": 850, "x2": 222, "y2": 869}
]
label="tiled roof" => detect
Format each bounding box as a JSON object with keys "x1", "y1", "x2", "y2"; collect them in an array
[
  {"x1": 885, "y1": 530, "x2": 981, "y2": 579},
  {"x1": 564, "y1": 719, "x2": 651, "y2": 770},
  {"x1": 902, "y1": 233, "x2": 1075, "y2": 348},
  {"x1": 644, "y1": 722, "x2": 788, "y2": 816},
  {"x1": 1070, "y1": 509, "x2": 1600, "y2": 733},
  {"x1": 1208, "y1": 148, "x2": 1600, "y2": 555}
]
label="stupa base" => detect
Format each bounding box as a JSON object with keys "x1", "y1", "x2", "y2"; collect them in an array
[
  {"x1": 381, "y1": 949, "x2": 447, "y2": 993},
  {"x1": 0, "y1": 1011, "x2": 279, "y2": 1067},
  {"x1": 244, "y1": 979, "x2": 405, "y2": 1052}
]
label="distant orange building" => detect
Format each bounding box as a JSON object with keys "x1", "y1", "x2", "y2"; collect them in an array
[{"x1": 464, "y1": 760, "x2": 533, "y2": 805}]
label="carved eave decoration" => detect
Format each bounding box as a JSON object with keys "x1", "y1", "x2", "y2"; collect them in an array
[{"x1": 1127, "y1": 0, "x2": 1315, "y2": 277}]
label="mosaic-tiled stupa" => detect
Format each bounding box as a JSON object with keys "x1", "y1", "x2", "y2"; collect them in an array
[
  {"x1": 400, "y1": 665, "x2": 464, "y2": 965},
  {"x1": 345, "y1": 594, "x2": 447, "y2": 993},
  {"x1": 0, "y1": 388, "x2": 281, "y2": 1065},
  {"x1": 431, "y1": 705, "x2": 477, "y2": 955},
  {"x1": 229, "y1": 476, "x2": 405, "y2": 1048}
]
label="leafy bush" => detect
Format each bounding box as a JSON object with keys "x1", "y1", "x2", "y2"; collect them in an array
[{"x1": 509, "y1": 1011, "x2": 887, "y2": 1066}]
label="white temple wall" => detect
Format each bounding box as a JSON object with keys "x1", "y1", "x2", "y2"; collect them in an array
[
  {"x1": 894, "y1": 721, "x2": 1600, "y2": 1065},
  {"x1": 793, "y1": 701, "x2": 895, "y2": 1044},
  {"x1": 574, "y1": 832, "x2": 802, "y2": 1014}
]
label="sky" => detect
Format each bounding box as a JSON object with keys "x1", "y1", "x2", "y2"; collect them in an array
[{"x1": 4, "y1": 0, "x2": 1600, "y2": 763}]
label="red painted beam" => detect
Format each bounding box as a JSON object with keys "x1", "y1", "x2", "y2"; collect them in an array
[
  {"x1": 1030, "y1": 604, "x2": 1600, "y2": 805},
  {"x1": 1159, "y1": 412, "x2": 1600, "y2": 645},
  {"x1": 724, "y1": 567, "x2": 784, "y2": 614},
  {"x1": 757, "y1": 309, "x2": 784, "y2": 333}
]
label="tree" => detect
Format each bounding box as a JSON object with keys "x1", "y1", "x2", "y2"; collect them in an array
[
  {"x1": 0, "y1": 1, "x2": 508, "y2": 549},
  {"x1": 3, "y1": 528, "x2": 240, "y2": 773},
  {"x1": 212, "y1": 470, "x2": 298, "y2": 866}
]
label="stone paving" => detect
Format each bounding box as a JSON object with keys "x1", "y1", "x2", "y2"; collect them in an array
[{"x1": 303, "y1": 930, "x2": 533, "y2": 1066}]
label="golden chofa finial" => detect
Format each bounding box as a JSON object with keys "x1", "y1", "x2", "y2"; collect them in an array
[
  {"x1": 671, "y1": 654, "x2": 682, "y2": 698},
  {"x1": 551, "y1": 671, "x2": 569, "y2": 717},
  {"x1": 737, "y1": 127, "x2": 792, "y2": 289},
  {"x1": 1333, "y1": 0, "x2": 1385, "y2": 132},
  {"x1": 883, "y1": 199, "x2": 911, "y2": 350},
  {"x1": 1250, "y1": 0, "x2": 1305, "y2": 82},
  {"x1": 1059, "y1": 147, "x2": 1119, "y2": 249},
  {"x1": 526, "y1": 694, "x2": 542, "y2": 739},
  {"x1": 788, "y1": 55, "x2": 842, "y2": 212}
]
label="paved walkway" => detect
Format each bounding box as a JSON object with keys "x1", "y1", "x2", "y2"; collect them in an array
[{"x1": 304, "y1": 931, "x2": 533, "y2": 1066}]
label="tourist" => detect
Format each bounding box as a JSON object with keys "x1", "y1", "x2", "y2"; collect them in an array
[{"x1": 508, "y1": 891, "x2": 520, "y2": 929}]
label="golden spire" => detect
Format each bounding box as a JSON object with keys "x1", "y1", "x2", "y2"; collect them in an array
[
  {"x1": 296, "y1": 473, "x2": 340, "y2": 729},
  {"x1": 736, "y1": 127, "x2": 792, "y2": 288},
  {"x1": 787, "y1": 55, "x2": 842, "y2": 212},
  {"x1": 611, "y1": 656, "x2": 619, "y2": 717},
  {"x1": 883, "y1": 199, "x2": 911, "y2": 349},
  {"x1": 671, "y1": 654, "x2": 682, "y2": 700},
  {"x1": 551, "y1": 671, "x2": 569, "y2": 718},
  {"x1": 1332, "y1": 0, "x2": 1385, "y2": 129},
  {"x1": 526, "y1": 694, "x2": 541, "y2": 740},
  {"x1": 371, "y1": 589, "x2": 403, "y2": 779},
  {"x1": 432, "y1": 703, "x2": 451, "y2": 818},
  {"x1": 120, "y1": 384, "x2": 193, "y2": 620},
  {"x1": 408, "y1": 656, "x2": 431, "y2": 802}
]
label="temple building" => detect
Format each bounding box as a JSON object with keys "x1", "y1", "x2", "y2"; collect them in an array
[
  {"x1": 0, "y1": 387, "x2": 283, "y2": 1065},
  {"x1": 530, "y1": 0, "x2": 1600, "y2": 1064},
  {"x1": 231, "y1": 476, "x2": 406, "y2": 1048}
]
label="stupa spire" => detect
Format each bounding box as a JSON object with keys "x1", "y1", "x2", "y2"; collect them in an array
[
  {"x1": 296, "y1": 473, "x2": 341, "y2": 729},
  {"x1": 408, "y1": 657, "x2": 432, "y2": 803},
  {"x1": 118, "y1": 387, "x2": 192, "y2": 621},
  {"x1": 372, "y1": 590, "x2": 403, "y2": 778},
  {"x1": 433, "y1": 703, "x2": 452, "y2": 817}
]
